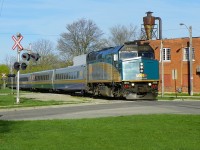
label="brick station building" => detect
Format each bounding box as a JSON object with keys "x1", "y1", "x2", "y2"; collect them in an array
[{"x1": 148, "y1": 37, "x2": 200, "y2": 94}]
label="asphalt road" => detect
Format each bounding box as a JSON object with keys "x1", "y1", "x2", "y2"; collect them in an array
[{"x1": 0, "y1": 100, "x2": 200, "y2": 120}]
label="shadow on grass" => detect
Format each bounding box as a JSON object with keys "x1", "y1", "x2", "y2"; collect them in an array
[{"x1": 0, "y1": 120, "x2": 12, "y2": 133}]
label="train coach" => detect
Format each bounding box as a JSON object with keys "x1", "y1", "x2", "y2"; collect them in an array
[
  {"x1": 7, "y1": 40, "x2": 159, "y2": 100},
  {"x1": 7, "y1": 65, "x2": 86, "y2": 93},
  {"x1": 53, "y1": 65, "x2": 86, "y2": 92}
]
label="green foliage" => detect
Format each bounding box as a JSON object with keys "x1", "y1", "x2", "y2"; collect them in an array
[
  {"x1": 20, "y1": 59, "x2": 73, "y2": 74},
  {"x1": 0, "y1": 64, "x2": 9, "y2": 72},
  {"x1": 0, "y1": 64, "x2": 9, "y2": 77},
  {"x1": 0, "y1": 64, "x2": 9, "y2": 85},
  {"x1": 0, "y1": 115, "x2": 199, "y2": 150}
]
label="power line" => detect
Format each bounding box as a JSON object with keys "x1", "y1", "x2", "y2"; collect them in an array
[
  {"x1": 23, "y1": 33, "x2": 60, "y2": 37},
  {"x1": 0, "y1": 32, "x2": 60, "y2": 37}
]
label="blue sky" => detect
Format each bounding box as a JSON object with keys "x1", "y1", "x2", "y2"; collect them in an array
[{"x1": 0, "y1": 0, "x2": 200, "y2": 63}]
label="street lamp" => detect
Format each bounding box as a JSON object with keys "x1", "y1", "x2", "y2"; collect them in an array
[{"x1": 180, "y1": 23, "x2": 193, "y2": 96}]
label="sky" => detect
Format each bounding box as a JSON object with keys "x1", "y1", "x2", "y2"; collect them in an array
[{"x1": 0, "y1": 0, "x2": 200, "y2": 64}]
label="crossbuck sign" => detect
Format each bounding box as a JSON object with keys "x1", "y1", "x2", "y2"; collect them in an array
[
  {"x1": 2, "y1": 73, "x2": 6, "y2": 78},
  {"x1": 12, "y1": 35, "x2": 23, "y2": 50}
]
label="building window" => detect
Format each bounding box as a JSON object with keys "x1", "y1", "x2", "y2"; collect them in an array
[
  {"x1": 183, "y1": 47, "x2": 195, "y2": 61},
  {"x1": 160, "y1": 48, "x2": 171, "y2": 61}
]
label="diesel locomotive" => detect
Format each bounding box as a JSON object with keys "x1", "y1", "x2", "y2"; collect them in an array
[
  {"x1": 86, "y1": 40, "x2": 159, "y2": 99},
  {"x1": 7, "y1": 40, "x2": 159, "y2": 100}
]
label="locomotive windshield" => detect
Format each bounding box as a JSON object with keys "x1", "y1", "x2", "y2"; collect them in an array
[
  {"x1": 138, "y1": 51, "x2": 154, "y2": 59},
  {"x1": 119, "y1": 51, "x2": 137, "y2": 60},
  {"x1": 137, "y1": 44, "x2": 155, "y2": 59},
  {"x1": 119, "y1": 42, "x2": 155, "y2": 60}
]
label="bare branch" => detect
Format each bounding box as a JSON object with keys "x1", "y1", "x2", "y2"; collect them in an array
[
  {"x1": 109, "y1": 24, "x2": 138, "y2": 46},
  {"x1": 57, "y1": 18, "x2": 104, "y2": 59}
]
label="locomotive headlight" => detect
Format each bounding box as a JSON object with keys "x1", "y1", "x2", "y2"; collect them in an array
[
  {"x1": 140, "y1": 62, "x2": 144, "y2": 73},
  {"x1": 131, "y1": 83, "x2": 135, "y2": 86},
  {"x1": 148, "y1": 83, "x2": 152, "y2": 86},
  {"x1": 124, "y1": 81, "x2": 129, "y2": 84}
]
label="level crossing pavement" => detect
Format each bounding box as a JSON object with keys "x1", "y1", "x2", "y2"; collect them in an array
[{"x1": 0, "y1": 100, "x2": 200, "y2": 120}]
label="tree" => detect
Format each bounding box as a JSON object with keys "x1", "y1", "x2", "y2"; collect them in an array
[
  {"x1": 4, "y1": 55, "x2": 16, "y2": 66},
  {"x1": 0, "y1": 64, "x2": 9, "y2": 75},
  {"x1": 4, "y1": 55, "x2": 16, "y2": 74},
  {"x1": 57, "y1": 18, "x2": 104, "y2": 60},
  {"x1": 0, "y1": 64, "x2": 9, "y2": 86},
  {"x1": 109, "y1": 24, "x2": 138, "y2": 46},
  {"x1": 21, "y1": 39, "x2": 62, "y2": 73},
  {"x1": 31, "y1": 39, "x2": 55, "y2": 56}
]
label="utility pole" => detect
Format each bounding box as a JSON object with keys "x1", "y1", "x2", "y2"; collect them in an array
[
  {"x1": 161, "y1": 40, "x2": 164, "y2": 97},
  {"x1": 11, "y1": 66, "x2": 14, "y2": 94},
  {"x1": 189, "y1": 26, "x2": 193, "y2": 96},
  {"x1": 180, "y1": 23, "x2": 193, "y2": 96}
]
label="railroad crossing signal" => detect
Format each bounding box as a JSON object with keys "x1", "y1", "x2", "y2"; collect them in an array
[
  {"x1": 21, "y1": 53, "x2": 31, "y2": 61},
  {"x1": 12, "y1": 35, "x2": 23, "y2": 50},
  {"x1": 14, "y1": 62, "x2": 20, "y2": 70},
  {"x1": 12, "y1": 33, "x2": 23, "y2": 104},
  {"x1": 30, "y1": 53, "x2": 40, "y2": 61},
  {"x1": 21, "y1": 62, "x2": 27, "y2": 70},
  {"x1": 8, "y1": 74, "x2": 16, "y2": 77},
  {"x1": 13, "y1": 62, "x2": 28, "y2": 70},
  {"x1": 21, "y1": 53, "x2": 40, "y2": 62}
]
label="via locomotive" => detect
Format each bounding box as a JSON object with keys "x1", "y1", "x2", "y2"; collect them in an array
[{"x1": 7, "y1": 40, "x2": 159, "y2": 100}]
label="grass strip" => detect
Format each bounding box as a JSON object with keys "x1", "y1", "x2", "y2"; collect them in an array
[{"x1": 0, "y1": 114, "x2": 199, "y2": 150}]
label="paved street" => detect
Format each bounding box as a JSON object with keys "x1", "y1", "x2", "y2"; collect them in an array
[{"x1": 0, "y1": 100, "x2": 200, "y2": 120}]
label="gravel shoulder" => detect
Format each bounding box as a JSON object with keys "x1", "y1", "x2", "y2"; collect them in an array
[{"x1": 20, "y1": 92, "x2": 116, "y2": 104}]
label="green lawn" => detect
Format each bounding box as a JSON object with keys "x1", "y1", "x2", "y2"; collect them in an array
[{"x1": 0, "y1": 115, "x2": 199, "y2": 150}]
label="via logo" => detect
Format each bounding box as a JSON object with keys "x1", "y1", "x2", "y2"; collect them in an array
[{"x1": 136, "y1": 73, "x2": 147, "y2": 78}]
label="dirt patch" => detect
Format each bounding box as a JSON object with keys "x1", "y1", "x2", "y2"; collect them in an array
[{"x1": 20, "y1": 92, "x2": 113, "y2": 104}]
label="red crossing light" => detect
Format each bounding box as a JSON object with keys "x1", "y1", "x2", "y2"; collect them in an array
[
  {"x1": 14, "y1": 62, "x2": 20, "y2": 70},
  {"x1": 30, "y1": 53, "x2": 40, "y2": 61},
  {"x1": 21, "y1": 53, "x2": 30, "y2": 61},
  {"x1": 21, "y1": 62, "x2": 27, "y2": 70}
]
